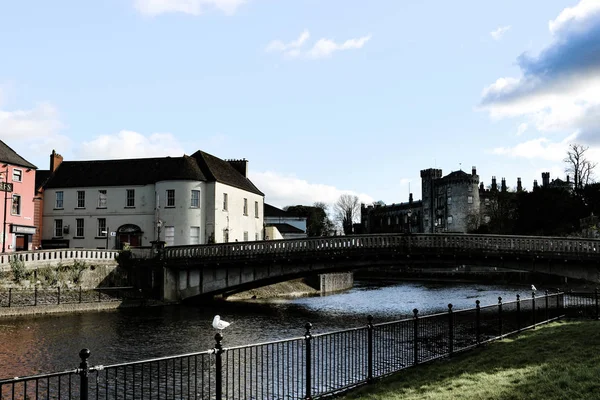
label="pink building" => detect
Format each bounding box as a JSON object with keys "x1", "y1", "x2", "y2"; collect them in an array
[{"x1": 0, "y1": 140, "x2": 37, "y2": 252}]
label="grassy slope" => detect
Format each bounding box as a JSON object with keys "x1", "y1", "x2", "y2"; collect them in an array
[{"x1": 340, "y1": 320, "x2": 600, "y2": 400}]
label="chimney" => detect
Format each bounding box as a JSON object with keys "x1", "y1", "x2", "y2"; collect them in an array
[
  {"x1": 542, "y1": 172, "x2": 550, "y2": 186},
  {"x1": 479, "y1": 182, "x2": 484, "y2": 191},
  {"x1": 517, "y1": 177, "x2": 522, "y2": 192},
  {"x1": 409, "y1": 193, "x2": 413, "y2": 205},
  {"x1": 501, "y1": 178, "x2": 507, "y2": 192},
  {"x1": 227, "y1": 159, "x2": 248, "y2": 177},
  {"x1": 50, "y1": 150, "x2": 63, "y2": 172},
  {"x1": 533, "y1": 179, "x2": 539, "y2": 190},
  {"x1": 472, "y1": 166, "x2": 477, "y2": 176},
  {"x1": 491, "y1": 176, "x2": 497, "y2": 191}
]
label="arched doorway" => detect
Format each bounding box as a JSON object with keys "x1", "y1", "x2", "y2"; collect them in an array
[{"x1": 117, "y1": 224, "x2": 143, "y2": 249}]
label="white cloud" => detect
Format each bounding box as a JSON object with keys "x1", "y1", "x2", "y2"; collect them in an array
[
  {"x1": 516, "y1": 122, "x2": 528, "y2": 136},
  {"x1": 491, "y1": 133, "x2": 578, "y2": 161},
  {"x1": 0, "y1": 102, "x2": 64, "y2": 139},
  {"x1": 133, "y1": 0, "x2": 246, "y2": 16},
  {"x1": 78, "y1": 130, "x2": 186, "y2": 160},
  {"x1": 479, "y1": 0, "x2": 600, "y2": 154},
  {"x1": 266, "y1": 31, "x2": 371, "y2": 60},
  {"x1": 490, "y1": 25, "x2": 511, "y2": 40},
  {"x1": 549, "y1": 0, "x2": 600, "y2": 35},
  {"x1": 249, "y1": 170, "x2": 373, "y2": 209}
]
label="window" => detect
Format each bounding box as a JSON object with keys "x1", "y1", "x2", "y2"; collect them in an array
[
  {"x1": 387, "y1": 217, "x2": 391, "y2": 226},
  {"x1": 243, "y1": 198, "x2": 248, "y2": 215},
  {"x1": 54, "y1": 219, "x2": 63, "y2": 237},
  {"x1": 467, "y1": 195, "x2": 473, "y2": 204},
  {"x1": 77, "y1": 191, "x2": 85, "y2": 208},
  {"x1": 12, "y1": 169, "x2": 22, "y2": 182},
  {"x1": 165, "y1": 226, "x2": 175, "y2": 246},
  {"x1": 447, "y1": 187, "x2": 452, "y2": 195},
  {"x1": 243, "y1": 231, "x2": 248, "y2": 241},
  {"x1": 126, "y1": 189, "x2": 135, "y2": 207},
  {"x1": 396, "y1": 216, "x2": 399, "y2": 225},
  {"x1": 11, "y1": 194, "x2": 20, "y2": 215},
  {"x1": 223, "y1": 193, "x2": 228, "y2": 211},
  {"x1": 448, "y1": 216, "x2": 453, "y2": 224},
  {"x1": 190, "y1": 226, "x2": 200, "y2": 244},
  {"x1": 485, "y1": 198, "x2": 490, "y2": 206},
  {"x1": 98, "y1": 190, "x2": 107, "y2": 208},
  {"x1": 468, "y1": 185, "x2": 473, "y2": 192},
  {"x1": 191, "y1": 190, "x2": 200, "y2": 208},
  {"x1": 98, "y1": 218, "x2": 107, "y2": 237},
  {"x1": 55, "y1": 191, "x2": 64, "y2": 209},
  {"x1": 255, "y1": 233, "x2": 259, "y2": 241},
  {"x1": 254, "y1": 201, "x2": 259, "y2": 218},
  {"x1": 76, "y1": 218, "x2": 84, "y2": 237},
  {"x1": 165, "y1": 190, "x2": 175, "y2": 207},
  {"x1": 223, "y1": 229, "x2": 229, "y2": 243},
  {"x1": 484, "y1": 215, "x2": 491, "y2": 224},
  {"x1": 447, "y1": 197, "x2": 452, "y2": 205}
]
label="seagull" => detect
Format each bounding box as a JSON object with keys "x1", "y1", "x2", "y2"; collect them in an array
[
  {"x1": 531, "y1": 284, "x2": 537, "y2": 292},
  {"x1": 212, "y1": 315, "x2": 231, "y2": 330}
]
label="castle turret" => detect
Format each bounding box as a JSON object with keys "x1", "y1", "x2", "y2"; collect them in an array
[
  {"x1": 517, "y1": 178, "x2": 522, "y2": 192},
  {"x1": 542, "y1": 172, "x2": 550, "y2": 187},
  {"x1": 491, "y1": 176, "x2": 497, "y2": 191}
]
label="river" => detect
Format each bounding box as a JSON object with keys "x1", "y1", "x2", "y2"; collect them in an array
[{"x1": 0, "y1": 280, "x2": 530, "y2": 378}]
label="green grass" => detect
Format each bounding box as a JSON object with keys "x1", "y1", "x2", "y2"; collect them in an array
[{"x1": 340, "y1": 320, "x2": 600, "y2": 400}]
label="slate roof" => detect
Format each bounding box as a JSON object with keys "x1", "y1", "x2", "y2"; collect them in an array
[
  {"x1": 35, "y1": 170, "x2": 52, "y2": 191},
  {"x1": 264, "y1": 203, "x2": 290, "y2": 218},
  {"x1": 45, "y1": 156, "x2": 207, "y2": 189},
  {"x1": 0, "y1": 140, "x2": 37, "y2": 169},
  {"x1": 268, "y1": 223, "x2": 305, "y2": 234},
  {"x1": 443, "y1": 170, "x2": 471, "y2": 180},
  {"x1": 192, "y1": 151, "x2": 263, "y2": 196},
  {"x1": 43, "y1": 151, "x2": 264, "y2": 196}
]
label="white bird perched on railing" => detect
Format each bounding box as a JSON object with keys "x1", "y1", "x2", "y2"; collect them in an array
[
  {"x1": 212, "y1": 315, "x2": 231, "y2": 330},
  {"x1": 531, "y1": 284, "x2": 537, "y2": 292}
]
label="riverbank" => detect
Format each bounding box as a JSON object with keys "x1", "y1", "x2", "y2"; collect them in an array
[
  {"x1": 226, "y1": 278, "x2": 319, "y2": 300},
  {"x1": 340, "y1": 319, "x2": 600, "y2": 400}
]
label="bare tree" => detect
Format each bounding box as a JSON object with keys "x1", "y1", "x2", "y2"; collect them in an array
[
  {"x1": 564, "y1": 144, "x2": 597, "y2": 191},
  {"x1": 333, "y1": 194, "x2": 360, "y2": 235}
]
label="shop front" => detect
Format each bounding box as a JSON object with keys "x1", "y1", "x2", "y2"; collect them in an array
[{"x1": 10, "y1": 224, "x2": 36, "y2": 251}]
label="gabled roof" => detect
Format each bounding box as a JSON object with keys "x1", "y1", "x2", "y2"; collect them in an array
[
  {"x1": 267, "y1": 223, "x2": 305, "y2": 234},
  {"x1": 192, "y1": 150, "x2": 264, "y2": 196},
  {"x1": 264, "y1": 203, "x2": 290, "y2": 218},
  {"x1": 45, "y1": 156, "x2": 207, "y2": 189},
  {"x1": 0, "y1": 140, "x2": 37, "y2": 169}
]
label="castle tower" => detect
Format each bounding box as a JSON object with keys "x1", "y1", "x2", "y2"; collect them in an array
[
  {"x1": 542, "y1": 172, "x2": 550, "y2": 187},
  {"x1": 517, "y1": 178, "x2": 522, "y2": 192},
  {"x1": 420, "y1": 168, "x2": 442, "y2": 233}
]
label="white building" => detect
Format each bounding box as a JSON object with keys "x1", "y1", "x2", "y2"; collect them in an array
[
  {"x1": 264, "y1": 204, "x2": 307, "y2": 240},
  {"x1": 40, "y1": 151, "x2": 264, "y2": 249}
]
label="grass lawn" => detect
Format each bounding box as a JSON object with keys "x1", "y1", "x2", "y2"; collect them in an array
[{"x1": 339, "y1": 320, "x2": 600, "y2": 400}]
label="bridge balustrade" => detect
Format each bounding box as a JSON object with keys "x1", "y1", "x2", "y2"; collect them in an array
[{"x1": 161, "y1": 234, "x2": 600, "y2": 264}]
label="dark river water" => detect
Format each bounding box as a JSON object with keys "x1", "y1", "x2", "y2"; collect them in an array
[{"x1": 0, "y1": 280, "x2": 530, "y2": 378}]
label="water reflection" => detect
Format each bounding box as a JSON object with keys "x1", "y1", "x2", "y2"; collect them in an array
[{"x1": 0, "y1": 280, "x2": 528, "y2": 378}]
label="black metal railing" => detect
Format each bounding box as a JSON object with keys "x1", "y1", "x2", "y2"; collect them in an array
[
  {"x1": 1, "y1": 290, "x2": 598, "y2": 400},
  {"x1": 0, "y1": 287, "x2": 140, "y2": 308}
]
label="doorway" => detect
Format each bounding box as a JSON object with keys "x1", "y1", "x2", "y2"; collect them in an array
[{"x1": 117, "y1": 224, "x2": 143, "y2": 249}]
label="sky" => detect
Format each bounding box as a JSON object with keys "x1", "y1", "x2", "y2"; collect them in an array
[{"x1": 1, "y1": 0, "x2": 600, "y2": 210}]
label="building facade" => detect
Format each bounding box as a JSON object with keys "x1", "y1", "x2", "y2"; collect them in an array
[
  {"x1": 40, "y1": 151, "x2": 264, "y2": 249},
  {"x1": 264, "y1": 203, "x2": 308, "y2": 239},
  {"x1": 0, "y1": 140, "x2": 38, "y2": 252}
]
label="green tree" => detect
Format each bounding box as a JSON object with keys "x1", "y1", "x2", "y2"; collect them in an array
[{"x1": 285, "y1": 202, "x2": 334, "y2": 237}]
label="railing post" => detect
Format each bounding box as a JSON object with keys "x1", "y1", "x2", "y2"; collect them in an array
[
  {"x1": 545, "y1": 290, "x2": 549, "y2": 322},
  {"x1": 594, "y1": 288, "x2": 600, "y2": 319},
  {"x1": 214, "y1": 333, "x2": 223, "y2": 400},
  {"x1": 367, "y1": 315, "x2": 374, "y2": 383},
  {"x1": 57, "y1": 286, "x2": 61, "y2": 305},
  {"x1": 412, "y1": 308, "x2": 419, "y2": 366},
  {"x1": 532, "y1": 292, "x2": 536, "y2": 327},
  {"x1": 516, "y1": 294, "x2": 521, "y2": 332},
  {"x1": 498, "y1": 297, "x2": 503, "y2": 336},
  {"x1": 304, "y1": 323, "x2": 313, "y2": 400},
  {"x1": 448, "y1": 304, "x2": 454, "y2": 357},
  {"x1": 8, "y1": 288, "x2": 11, "y2": 307},
  {"x1": 34, "y1": 285, "x2": 38, "y2": 306},
  {"x1": 475, "y1": 300, "x2": 481, "y2": 345},
  {"x1": 79, "y1": 349, "x2": 90, "y2": 400}
]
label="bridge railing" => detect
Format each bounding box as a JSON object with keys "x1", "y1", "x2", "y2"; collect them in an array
[
  {"x1": 162, "y1": 234, "x2": 600, "y2": 261},
  {"x1": 0, "y1": 249, "x2": 119, "y2": 270},
  {"x1": 5, "y1": 290, "x2": 597, "y2": 400}
]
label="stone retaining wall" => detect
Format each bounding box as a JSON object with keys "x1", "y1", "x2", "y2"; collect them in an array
[{"x1": 319, "y1": 272, "x2": 354, "y2": 294}]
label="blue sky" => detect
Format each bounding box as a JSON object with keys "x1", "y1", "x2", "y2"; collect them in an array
[{"x1": 1, "y1": 0, "x2": 599, "y2": 209}]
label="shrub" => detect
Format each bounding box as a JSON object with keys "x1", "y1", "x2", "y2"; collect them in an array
[
  {"x1": 10, "y1": 256, "x2": 28, "y2": 283},
  {"x1": 70, "y1": 260, "x2": 88, "y2": 283},
  {"x1": 39, "y1": 265, "x2": 59, "y2": 286}
]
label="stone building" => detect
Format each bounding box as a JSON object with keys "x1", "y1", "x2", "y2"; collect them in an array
[{"x1": 359, "y1": 194, "x2": 421, "y2": 234}]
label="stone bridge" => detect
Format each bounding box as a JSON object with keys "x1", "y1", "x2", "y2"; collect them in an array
[{"x1": 149, "y1": 234, "x2": 600, "y2": 301}]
